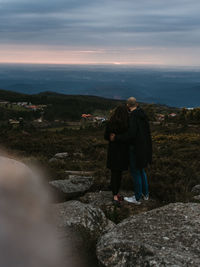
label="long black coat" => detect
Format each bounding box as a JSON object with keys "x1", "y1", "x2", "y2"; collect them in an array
[
  {"x1": 115, "y1": 107, "x2": 152, "y2": 169},
  {"x1": 104, "y1": 123, "x2": 129, "y2": 171}
]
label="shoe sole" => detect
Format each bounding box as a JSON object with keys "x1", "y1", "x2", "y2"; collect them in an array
[{"x1": 124, "y1": 198, "x2": 141, "y2": 205}]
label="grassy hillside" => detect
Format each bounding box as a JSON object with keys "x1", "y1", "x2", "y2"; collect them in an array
[
  {"x1": 0, "y1": 88, "x2": 179, "y2": 122},
  {"x1": 0, "y1": 88, "x2": 199, "y2": 208},
  {"x1": 0, "y1": 89, "x2": 123, "y2": 121}
]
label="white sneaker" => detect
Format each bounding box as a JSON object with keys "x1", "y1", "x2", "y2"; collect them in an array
[
  {"x1": 124, "y1": 196, "x2": 141, "y2": 205},
  {"x1": 142, "y1": 194, "x2": 149, "y2": 201}
]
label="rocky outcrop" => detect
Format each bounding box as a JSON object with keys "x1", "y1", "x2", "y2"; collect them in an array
[
  {"x1": 49, "y1": 175, "x2": 93, "y2": 199},
  {"x1": 97, "y1": 203, "x2": 200, "y2": 267},
  {"x1": 80, "y1": 191, "x2": 160, "y2": 223},
  {"x1": 53, "y1": 200, "x2": 115, "y2": 243},
  {"x1": 191, "y1": 184, "x2": 200, "y2": 195}
]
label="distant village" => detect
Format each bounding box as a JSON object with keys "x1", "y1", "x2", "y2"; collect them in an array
[
  {"x1": 0, "y1": 98, "x2": 198, "y2": 129},
  {"x1": 81, "y1": 113, "x2": 106, "y2": 123},
  {"x1": 0, "y1": 99, "x2": 107, "y2": 128},
  {"x1": 0, "y1": 100, "x2": 47, "y2": 126},
  {"x1": 0, "y1": 100, "x2": 47, "y2": 111}
]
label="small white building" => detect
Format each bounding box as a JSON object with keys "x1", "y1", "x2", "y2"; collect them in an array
[{"x1": 169, "y1": 113, "x2": 177, "y2": 117}]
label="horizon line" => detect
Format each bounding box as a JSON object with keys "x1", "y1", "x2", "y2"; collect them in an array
[{"x1": 0, "y1": 62, "x2": 200, "y2": 69}]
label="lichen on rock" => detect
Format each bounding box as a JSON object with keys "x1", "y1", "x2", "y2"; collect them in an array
[
  {"x1": 97, "y1": 203, "x2": 200, "y2": 267},
  {"x1": 53, "y1": 200, "x2": 115, "y2": 243}
]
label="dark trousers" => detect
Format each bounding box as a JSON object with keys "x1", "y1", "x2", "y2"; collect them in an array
[{"x1": 111, "y1": 170, "x2": 122, "y2": 196}]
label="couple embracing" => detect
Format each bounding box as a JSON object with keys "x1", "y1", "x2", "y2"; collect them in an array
[{"x1": 104, "y1": 97, "x2": 152, "y2": 206}]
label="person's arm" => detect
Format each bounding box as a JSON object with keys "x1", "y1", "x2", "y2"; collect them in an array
[{"x1": 115, "y1": 115, "x2": 137, "y2": 143}]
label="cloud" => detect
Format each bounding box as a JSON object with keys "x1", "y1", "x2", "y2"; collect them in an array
[
  {"x1": 0, "y1": 0, "x2": 200, "y2": 65},
  {"x1": 0, "y1": 0, "x2": 93, "y2": 14}
]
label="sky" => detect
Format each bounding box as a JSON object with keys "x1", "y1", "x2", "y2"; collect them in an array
[{"x1": 0, "y1": 0, "x2": 200, "y2": 66}]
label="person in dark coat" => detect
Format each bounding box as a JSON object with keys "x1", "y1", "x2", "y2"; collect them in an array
[
  {"x1": 104, "y1": 105, "x2": 129, "y2": 206},
  {"x1": 110, "y1": 97, "x2": 152, "y2": 204}
]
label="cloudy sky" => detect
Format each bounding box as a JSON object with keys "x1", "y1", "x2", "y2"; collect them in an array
[{"x1": 0, "y1": 0, "x2": 200, "y2": 65}]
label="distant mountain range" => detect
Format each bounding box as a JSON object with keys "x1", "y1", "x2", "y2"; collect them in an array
[{"x1": 0, "y1": 64, "x2": 200, "y2": 107}]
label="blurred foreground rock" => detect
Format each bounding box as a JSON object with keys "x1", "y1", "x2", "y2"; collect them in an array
[
  {"x1": 0, "y1": 156, "x2": 63, "y2": 267},
  {"x1": 97, "y1": 203, "x2": 200, "y2": 267}
]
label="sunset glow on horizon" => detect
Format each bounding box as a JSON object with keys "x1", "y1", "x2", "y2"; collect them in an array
[
  {"x1": 0, "y1": 45, "x2": 162, "y2": 65},
  {"x1": 1, "y1": 44, "x2": 200, "y2": 66}
]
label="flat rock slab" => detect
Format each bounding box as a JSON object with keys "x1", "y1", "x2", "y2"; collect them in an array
[
  {"x1": 49, "y1": 152, "x2": 69, "y2": 163},
  {"x1": 80, "y1": 191, "x2": 113, "y2": 207},
  {"x1": 97, "y1": 203, "x2": 200, "y2": 267},
  {"x1": 49, "y1": 176, "x2": 94, "y2": 199},
  {"x1": 53, "y1": 200, "x2": 115, "y2": 243},
  {"x1": 68, "y1": 174, "x2": 93, "y2": 179},
  {"x1": 54, "y1": 152, "x2": 69, "y2": 159},
  {"x1": 65, "y1": 170, "x2": 94, "y2": 176}
]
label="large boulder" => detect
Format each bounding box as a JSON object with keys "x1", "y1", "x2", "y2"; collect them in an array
[
  {"x1": 53, "y1": 200, "x2": 115, "y2": 243},
  {"x1": 97, "y1": 203, "x2": 200, "y2": 267},
  {"x1": 49, "y1": 175, "x2": 93, "y2": 199}
]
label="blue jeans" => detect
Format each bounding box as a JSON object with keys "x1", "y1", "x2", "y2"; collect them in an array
[{"x1": 129, "y1": 147, "x2": 149, "y2": 201}]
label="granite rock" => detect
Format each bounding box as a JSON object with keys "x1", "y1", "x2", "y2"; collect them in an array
[
  {"x1": 97, "y1": 203, "x2": 200, "y2": 267},
  {"x1": 53, "y1": 200, "x2": 115, "y2": 243},
  {"x1": 49, "y1": 176, "x2": 93, "y2": 199},
  {"x1": 54, "y1": 152, "x2": 69, "y2": 159}
]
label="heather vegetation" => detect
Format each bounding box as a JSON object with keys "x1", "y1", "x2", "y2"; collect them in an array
[
  {"x1": 0, "y1": 89, "x2": 120, "y2": 121},
  {"x1": 0, "y1": 89, "x2": 199, "y2": 208}
]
